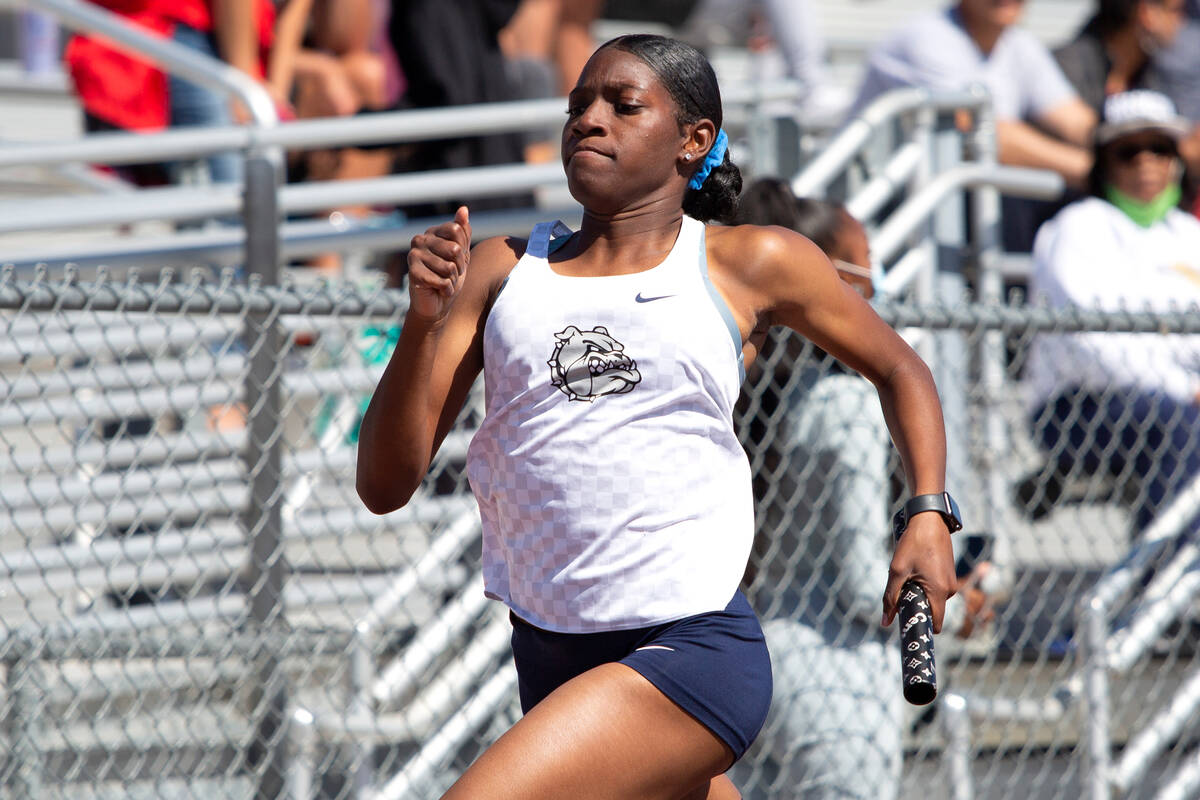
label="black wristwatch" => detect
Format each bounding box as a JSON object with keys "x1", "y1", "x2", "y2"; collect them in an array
[{"x1": 892, "y1": 492, "x2": 963, "y2": 540}]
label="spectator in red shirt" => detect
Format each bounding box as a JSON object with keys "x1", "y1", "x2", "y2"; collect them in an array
[{"x1": 65, "y1": 0, "x2": 288, "y2": 185}]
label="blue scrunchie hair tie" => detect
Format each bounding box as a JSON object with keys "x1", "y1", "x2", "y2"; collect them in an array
[{"x1": 688, "y1": 129, "x2": 728, "y2": 190}]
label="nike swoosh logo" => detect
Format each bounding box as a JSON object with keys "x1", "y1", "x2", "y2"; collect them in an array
[{"x1": 635, "y1": 292, "x2": 676, "y2": 303}]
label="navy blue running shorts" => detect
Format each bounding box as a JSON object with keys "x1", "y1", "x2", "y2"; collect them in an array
[{"x1": 508, "y1": 592, "x2": 772, "y2": 761}]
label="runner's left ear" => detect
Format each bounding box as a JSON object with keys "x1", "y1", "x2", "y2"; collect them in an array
[{"x1": 681, "y1": 120, "x2": 717, "y2": 163}]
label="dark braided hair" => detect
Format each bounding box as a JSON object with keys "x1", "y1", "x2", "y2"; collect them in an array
[{"x1": 599, "y1": 34, "x2": 742, "y2": 224}]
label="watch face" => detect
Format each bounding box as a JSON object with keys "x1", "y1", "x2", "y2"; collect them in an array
[{"x1": 944, "y1": 492, "x2": 963, "y2": 531}]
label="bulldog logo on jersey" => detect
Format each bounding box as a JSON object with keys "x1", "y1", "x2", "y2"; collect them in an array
[{"x1": 548, "y1": 325, "x2": 641, "y2": 401}]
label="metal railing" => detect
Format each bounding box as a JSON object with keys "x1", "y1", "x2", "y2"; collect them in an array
[
  {"x1": 15, "y1": 0, "x2": 279, "y2": 129},
  {"x1": 939, "y1": 486, "x2": 1200, "y2": 800},
  {"x1": 2, "y1": 0, "x2": 803, "y2": 279},
  {"x1": 1079, "y1": 476, "x2": 1200, "y2": 800}
]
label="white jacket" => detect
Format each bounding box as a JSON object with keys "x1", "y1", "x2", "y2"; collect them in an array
[{"x1": 1027, "y1": 196, "x2": 1200, "y2": 408}]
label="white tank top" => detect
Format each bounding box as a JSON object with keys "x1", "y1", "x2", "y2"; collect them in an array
[{"x1": 466, "y1": 215, "x2": 755, "y2": 633}]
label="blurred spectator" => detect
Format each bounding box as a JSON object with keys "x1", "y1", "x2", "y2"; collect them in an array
[
  {"x1": 1053, "y1": 0, "x2": 1187, "y2": 116},
  {"x1": 65, "y1": 0, "x2": 290, "y2": 186},
  {"x1": 1056, "y1": 0, "x2": 1200, "y2": 215},
  {"x1": 1153, "y1": 0, "x2": 1200, "y2": 214},
  {"x1": 18, "y1": 9, "x2": 60, "y2": 77},
  {"x1": 850, "y1": 1, "x2": 1096, "y2": 190},
  {"x1": 730, "y1": 178, "x2": 995, "y2": 800},
  {"x1": 1026, "y1": 91, "x2": 1200, "y2": 542},
  {"x1": 388, "y1": 0, "x2": 532, "y2": 218},
  {"x1": 683, "y1": 0, "x2": 847, "y2": 125},
  {"x1": 292, "y1": 0, "x2": 397, "y2": 120},
  {"x1": 686, "y1": 0, "x2": 835, "y2": 120},
  {"x1": 501, "y1": 0, "x2": 561, "y2": 106},
  {"x1": 499, "y1": 0, "x2": 602, "y2": 96},
  {"x1": 601, "y1": 0, "x2": 701, "y2": 26},
  {"x1": 499, "y1": 0, "x2": 603, "y2": 162},
  {"x1": 288, "y1": 0, "x2": 400, "y2": 273},
  {"x1": 555, "y1": 0, "x2": 604, "y2": 92},
  {"x1": 1155, "y1": 0, "x2": 1200, "y2": 120}
]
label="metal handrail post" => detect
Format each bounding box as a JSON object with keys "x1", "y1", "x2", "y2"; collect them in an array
[
  {"x1": 350, "y1": 623, "x2": 376, "y2": 799},
  {"x1": 1111, "y1": 665, "x2": 1200, "y2": 793},
  {"x1": 924, "y1": 109, "x2": 979, "y2": 528},
  {"x1": 791, "y1": 87, "x2": 988, "y2": 199},
  {"x1": 966, "y1": 88, "x2": 1015, "y2": 592},
  {"x1": 3, "y1": 649, "x2": 43, "y2": 797},
  {"x1": 241, "y1": 153, "x2": 289, "y2": 799},
  {"x1": 844, "y1": 140, "x2": 925, "y2": 223},
  {"x1": 1156, "y1": 748, "x2": 1200, "y2": 800},
  {"x1": 288, "y1": 707, "x2": 317, "y2": 800},
  {"x1": 942, "y1": 693, "x2": 974, "y2": 800},
  {"x1": 243, "y1": 148, "x2": 286, "y2": 285},
  {"x1": 744, "y1": 75, "x2": 780, "y2": 180},
  {"x1": 1080, "y1": 595, "x2": 1112, "y2": 800},
  {"x1": 872, "y1": 165, "x2": 1064, "y2": 267},
  {"x1": 342, "y1": 510, "x2": 481, "y2": 797},
  {"x1": 374, "y1": 665, "x2": 519, "y2": 800},
  {"x1": 909, "y1": 104, "x2": 937, "y2": 307}
]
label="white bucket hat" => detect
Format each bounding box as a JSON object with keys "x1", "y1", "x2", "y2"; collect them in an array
[{"x1": 1094, "y1": 90, "x2": 1190, "y2": 146}]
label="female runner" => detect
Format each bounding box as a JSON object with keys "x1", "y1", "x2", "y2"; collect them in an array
[{"x1": 357, "y1": 33, "x2": 957, "y2": 800}]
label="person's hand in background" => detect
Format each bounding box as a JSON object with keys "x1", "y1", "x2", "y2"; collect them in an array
[{"x1": 955, "y1": 561, "x2": 997, "y2": 639}]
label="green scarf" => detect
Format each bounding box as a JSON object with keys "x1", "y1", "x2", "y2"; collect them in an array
[{"x1": 1105, "y1": 183, "x2": 1182, "y2": 228}]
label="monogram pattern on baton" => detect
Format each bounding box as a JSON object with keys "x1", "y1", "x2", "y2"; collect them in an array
[{"x1": 900, "y1": 587, "x2": 936, "y2": 685}]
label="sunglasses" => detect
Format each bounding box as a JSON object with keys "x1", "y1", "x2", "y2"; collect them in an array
[{"x1": 1113, "y1": 140, "x2": 1176, "y2": 163}]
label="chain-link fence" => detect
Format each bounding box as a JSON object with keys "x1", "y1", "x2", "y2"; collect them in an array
[{"x1": 2, "y1": 272, "x2": 1199, "y2": 799}]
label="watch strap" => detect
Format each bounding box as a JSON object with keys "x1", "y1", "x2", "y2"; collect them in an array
[{"x1": 893, "y1": 492, "x2": 963, "y2": 539}]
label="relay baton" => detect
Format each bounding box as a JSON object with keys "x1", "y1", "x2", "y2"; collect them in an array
[{"x1": 897, "y1": 580, "x2": 937, "y2": 705}]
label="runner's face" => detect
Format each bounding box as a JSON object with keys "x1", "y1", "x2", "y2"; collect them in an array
[{"x1": 562, "y1": 47, "x2": 693, "y2": 213}]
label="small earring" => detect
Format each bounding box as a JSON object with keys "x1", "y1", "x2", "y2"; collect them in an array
[{"x1": 684, "y1": 153, "x2": 693, "y2": 161}]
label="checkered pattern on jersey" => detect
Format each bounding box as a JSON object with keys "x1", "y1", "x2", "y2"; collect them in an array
[{"x1": 467, "y1": 217, "x2": 755, "y2": 632}]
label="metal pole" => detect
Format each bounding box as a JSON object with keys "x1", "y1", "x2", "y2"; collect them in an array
[
  {"x1": 966, "y1": 89, "x2": 1015, "y2": 599},
  {"x1": 3, "y1": 650, "x2": 43, "y2": 797},
  {"x1": 745, "y1": 80, "x2": 779, "y2": 180},
  {"x1": 241, "y1": 154, "x2": 288, "y2": 799},
  {"x1": 1156, "y1": 747, "x2": 1200, "y2": 800},
  {"x1": 350, "y1": 623, "x2": 376, "y2": 799},
  {"x1": 909, "y1": 104, "x2": 937, "y2": 307},
  {"x1": 872, "y1": 164, "x2": 1065, "y2": 267},
  {"x1": 375, "y1": 665, "x2": 520, "y2": 800},
  {"x1": 1081, "y1": 596, "x2": 1112, "y2": 800},
  {"x1": 288, "y1": 708, "x2": 317, "y2": 800},
  {"x1": 942, "y1": 693, "x2": 974, "y2": 800},
  {"x1": 791, "y1": 87, "x2": 988, "y2": 198},
  {"x1": 926, "y1": 113, "x2": 977, "y2": 528}
]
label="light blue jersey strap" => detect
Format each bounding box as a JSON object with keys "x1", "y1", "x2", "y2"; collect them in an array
[
  {"x1": 697, "y1": 226, "x2": 746, "y2": 383},
  {"x1": 526, "y1": 220, "x2": 575, "y2": 259},
  {"x1": 497, "y1": 220, "x2": 575, "y2": 300}
]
